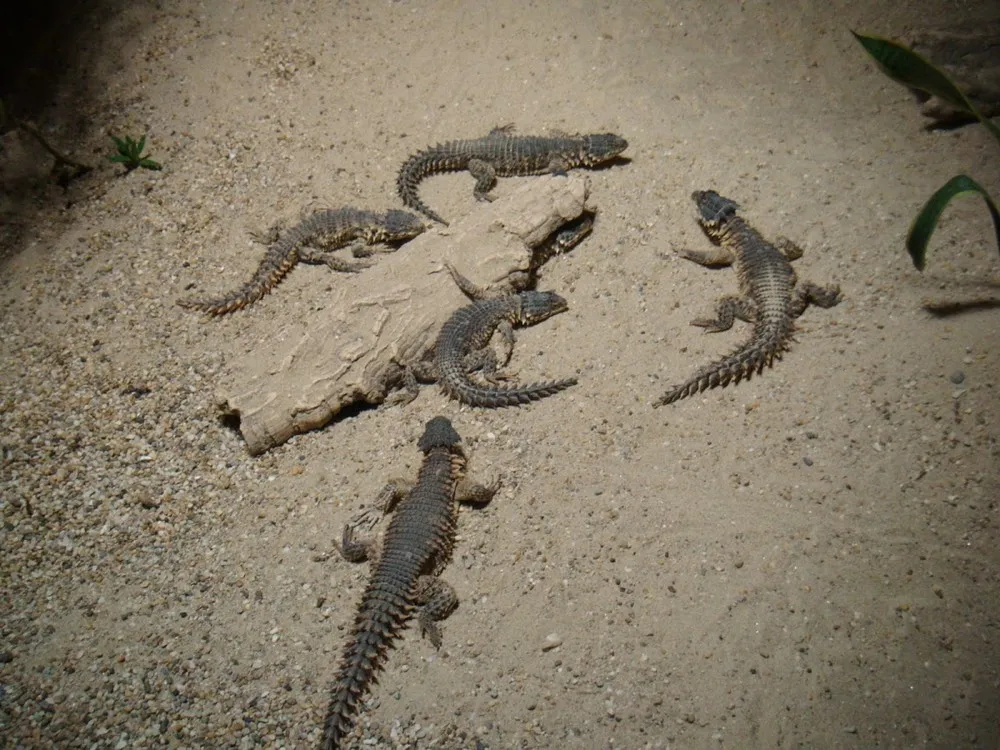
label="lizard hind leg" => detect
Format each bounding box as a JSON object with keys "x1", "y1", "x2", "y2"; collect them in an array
[
  {"x1": 461, "y1": 346, "x2": 498, "y2": 375},
  {"x1": 489, "y1": 320, "x2": 516, "y2": 368},
  {"x1": 248, "y1": 217, "x2": 289, "y2": 246},
  {"x1": 414, "y1": 576, "x2": 459, "y2": 649},
  {"x1": 339, "y1": 525, "x2": 377, "y2": 563},
  {"x1": 789, "y1": 281, "x2": 842, "y2": 317},
  {"x1": 468, "y1": 159, "x2": 499, "y2": 201},
  {"x1": 385, "y1": 358, "x2": 438, "y2": 407},
  {"x1": 461, "y1": 343, "x2": 519, "y2": 385},
  {"x1": 691, "y1": 295, "x2": 757, "y2": 333}
]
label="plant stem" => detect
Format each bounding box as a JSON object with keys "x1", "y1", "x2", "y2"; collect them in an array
[{"x1": 15, "y1": 118, "x2": 92, "y2": 177}]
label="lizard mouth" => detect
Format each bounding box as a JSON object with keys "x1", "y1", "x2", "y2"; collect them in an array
[
  {"x1": 519, "y1": 291, "x2": 569, "y2": 324},
  {"x1": 581, "y1": 134, "x2": 629, "y2": 165}
]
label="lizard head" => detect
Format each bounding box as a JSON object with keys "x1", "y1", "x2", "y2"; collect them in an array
[
  {"x1": 418, "y1": 416, "x2": 462, "y2": 452},
  {"x1": 692, "y1": 190, "x2": 740, "y2": 232},
  {"x1": 516, "y1": 291, "x2": 570, "y2": 325},
  {"x1": 370, "y1": 210, "x2": 427, "y2": 242},
  {"x1": 578, "y1": 133, "x2": 629, "y2": 166}
]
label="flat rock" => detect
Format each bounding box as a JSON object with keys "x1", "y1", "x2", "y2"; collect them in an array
[{"x1": 216, "y1": 174, "x2": 591, "y2": 455}]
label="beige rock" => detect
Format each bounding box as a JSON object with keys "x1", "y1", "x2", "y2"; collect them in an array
[{"x1": 216, "y1": 174, "x2": 591, "y2": 455}]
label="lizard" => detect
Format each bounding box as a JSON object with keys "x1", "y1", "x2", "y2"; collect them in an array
[
  {"x1": 396, "y1": 125, "x2": 628, "y2": 224},
  {"x1": 528, "y1": 211, "x2": 595, "y2": 274},
  {"x1": 491, "y1": 210, "x2": 596, "y2": 295},
  {"x1": 654, "y1": 190, "x2": 842, "y2": 406},
  {"x1": 176, "y1": 207, "x2": 425, "y2": 315},
  {"x1": 389, "y1": 260, "x2": 579, "y2": 408},
  {"x1": 321, "y1": 415, "x2": 498, "y2": 749}
]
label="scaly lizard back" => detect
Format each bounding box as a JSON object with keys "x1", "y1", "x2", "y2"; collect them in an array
[
  {"x1": 435, "y1": 292, "x2": 578, "y2": 407},
  {"x1": 322, "y1": 417, "x2": 495, "y2": 748},
  {"x1": 177, "y1": 208, "x2": 424, "y2": 315},
  {"x1": 396, "y1": 128, "x2": 627, "y2": 224}
]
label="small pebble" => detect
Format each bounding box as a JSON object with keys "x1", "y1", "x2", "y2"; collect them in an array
[
  {"x1": 135, "y1": 490, "x2": 160, "y2": 509},
  {"x1": 949, "y1": 370, "x2": 965, "y2": 384},
  {"x1": 802, "y1": 456, "x2": 813, "y2": 466},
  {"x1": 542, "y1": 633, "x2": 563, "y2": 651}
]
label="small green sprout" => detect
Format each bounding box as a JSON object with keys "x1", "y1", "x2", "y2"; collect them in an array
[{"x1": 108, "y1": 134, "x2": 162, "y2": 172}]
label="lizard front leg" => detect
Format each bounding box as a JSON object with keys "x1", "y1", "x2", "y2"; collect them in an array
[
  {"x1": 691, "y1": 295, "x2": 758, "y2": 332},
  {"x1": 678, "y1": 246, "x2": 736, "y2": 268},
  {"x1": 298, "y1": 245, "x2": 375, "y2": 273},
  {"x1": 455, "y1": 475, "x2": 501, "y2": 505},
  {"x1": 773, "y1": 236, "x2": 804, "y2": 261},
  {"x1": 345, "y1": 478, "x2": 415, "y2": 535}
]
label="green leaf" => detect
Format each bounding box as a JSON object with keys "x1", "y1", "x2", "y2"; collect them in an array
[
  {"x1": 907, "y1": 175, "x2": 1000, "y2": 270},
  {"x1": 136, "y1": 134, "x2": 146, "y2": 154},
  {"x1": 139, "y1": 158, "x2": 162, "y2": 171},
  {"x1": 110, "y1": 135, "x2": 128, "y2": 152},
  {"x1": 108, "y1": 154, "x2": 130, "y2": 163},
  {"x1": 852, "y1": 31, "x2": 1000, "y2": 143}
]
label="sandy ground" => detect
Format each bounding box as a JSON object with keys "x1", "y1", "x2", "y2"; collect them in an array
[{"x1": 2, "y1": 1, "x2": 999, "y2": 748}]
